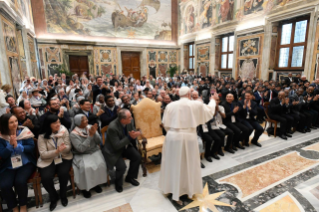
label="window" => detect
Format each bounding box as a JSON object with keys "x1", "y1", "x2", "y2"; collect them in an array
[
  {"x1": 275, "y1": 17, "x2": 309, "y2": 70},
  {"x1": 188, "y1": 43, "x2": 195, "y2": 72},
  {"x1": 220, "y1": 34, "x2": 234, "y2": 70}
]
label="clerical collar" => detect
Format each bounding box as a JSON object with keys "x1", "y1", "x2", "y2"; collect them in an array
[{"x1": 105, "y1": 105, "x2": 115, "y2": 111}]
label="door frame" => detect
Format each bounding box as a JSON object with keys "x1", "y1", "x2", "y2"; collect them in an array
[
  {"x1": 117, "y1": 47, "x2": 147, "y2": 79},
  {"x1": 62, "y1": 49, "x2": 94, "y2": 76}
]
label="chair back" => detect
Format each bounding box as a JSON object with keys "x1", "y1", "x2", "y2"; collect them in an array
[
  {"x1": 33, "y1": 138, "x2": 40, "y2": 159},
  {"x1": 263, "y1": 102, "x2": 271, "y2": 119},
  {"x1": 101, "y1": 125, "x2": 108, "y2": 145},
  {"x1": 131, "y1": 98, "x2": 163, "y2": 139}
]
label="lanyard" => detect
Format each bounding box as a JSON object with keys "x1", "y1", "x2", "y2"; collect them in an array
[{"x1": 52, "y1": 138, "x2": 58, "y2": 149}]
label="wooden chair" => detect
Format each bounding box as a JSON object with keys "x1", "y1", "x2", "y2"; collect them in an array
[
  {"x1": 263, "y1": 102, "x2": 278, "y2": 137},
  {"x1": 131, "y1": 98, "x2": 165, "y2": 177},
  {"x1": 101, "y1": 125, "x2": 108, "y2": 146}
]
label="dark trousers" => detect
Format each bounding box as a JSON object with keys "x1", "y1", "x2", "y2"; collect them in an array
[
  {"x1": 241, "y1": 119, "x2": 264, "y2": 143},
  {"x1": 40, "y1": 159, "x2": 72, "y2": 202},
  {"x1": 0, "y1": 163, "x2": 35, "y2": 210},
  {"x1": 209, "y1": 129, "x2": 225, "y2": 153},
  {"x1": 225, "y1": 122, "x2": 250, "y2": 145},
  {"x1": 221, "y1": 127, "x2": 234, "y2": 148},
  {"x1": 300, "y1": 111, "x2": 312, "y2": 129},
  {"x1": 198, "y1": 126, "x2": 221, "y2": 156},
  {"x1": 257, "y1": 106, "x2": 265, "y2": 121},
  {"x1": 309, "y1": 109, "x2": 319, "y2": 125},
  {"x1": 268, "y1": 113, "x2": 292, "y2": 135},
  {"x1": 114, "y1": 145, "x2": 141, "y2": 186}
]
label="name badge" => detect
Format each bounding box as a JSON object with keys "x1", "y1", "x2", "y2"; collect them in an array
[
  {"x1": 11, "y1": 155, "x2": 22, "y2": 169},
  {"x1": 54, "y1": 155, "x2": 63, "y2": 165},
  {"x1": 246, "y1": 112, "x2": 250, "y2": 119},
  {"x1": 231, "y1": 115, "x2": 236, "y2": 123},
  {"x1": 202, "y1": 124, "x2": 209, "y2": 132},
  {"x1": 211, "y1": 122, "x2": 219, "y2": 130}
]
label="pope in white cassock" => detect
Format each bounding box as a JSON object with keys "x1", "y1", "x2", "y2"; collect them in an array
[{"x1": 159, "y1": 86, "x2": 217, "y2": 202}]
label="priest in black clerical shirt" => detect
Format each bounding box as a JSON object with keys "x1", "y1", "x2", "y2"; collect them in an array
[{"x1": 100, "y1": 96, "x2": 119, "y2": 128}]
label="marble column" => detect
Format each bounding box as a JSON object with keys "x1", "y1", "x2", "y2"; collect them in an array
[
  {"x1": 232, "y1": 32, "x2": 238, "y2": 78},
  {"x1": 180, "y1": 44, "x2": 184, "y2": 73},
  {"x1": 261, "y1": 20, "x2": 272, "y2": 81},
  {"x1": 141, "y1": 48, "x2": 147, "y2": 77},
  {"x1": 194, "y1": 43, "x2": 197, "y2": 74},
  {"x1": 210, "y1": 35, "x2": 215, "y2": 74},
  {"x1": 21, "y1": 27, "x2": 32, "y2": 77},
  {"x1": 304, "y1": 10, "x2": 318, "y2": 80},
  {"x1": 0, "y1": 17, "x2": 11, "y2": 85}
]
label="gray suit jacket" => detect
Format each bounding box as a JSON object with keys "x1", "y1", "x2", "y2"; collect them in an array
[{"x1": 102, "y1": 118, "x2": 137, "y2": 168}]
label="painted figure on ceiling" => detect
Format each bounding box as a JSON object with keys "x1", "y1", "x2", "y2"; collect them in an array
[
  {"x1": 185, "y1": 5, "x2": 195, "y2": 34},
  {"x1": 219, "y1": 0, "x2": 234, "y2": 22}
]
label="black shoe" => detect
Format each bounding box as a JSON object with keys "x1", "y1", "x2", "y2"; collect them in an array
[
  {"x1": 218, "y1": 149, "x2": 224, "y2": 156},
  {"x1": 225, "y1": 148, "x2": 235, "y2": 154},
  {"x1": 287, "y1": 130, "x2": 294, "y2": 134},
  {"x1": 125, "y1": 178, "x2": 140, "y2": 186},
  {"x1": 61, "y1": 198, "x2": 68, "y2": 207},
  {"x1": 306, "y1": 128, "x2": 311, "y2": 132},
  {"x1": 93, "y1": 185, "x2": 103, "y2": 193},
  {"x1": 297, "y1": 129, "x2": 306, "y2": 133},
  {"x1": 258, "y1": 120, "x2": 264, "y2": 124},
  {"x1": 201, "y1": 162, "x2": 205, "y2": 168},
  {"x1": 115, "y1": 184, "x2": 123, "y2": 193},
  {"x1": 285, "y1": 133, "x2": 292, "y2": 138},
  {"x1": 279, "y1": 134, "x2": 287, "y2": 140},
  {"x1": 315, "y1": 124, "x2": 319, "y2": 128},
  {"x1": 244, "y1": 142, "x2": 249, "y2": 147},
  {"x1": 205, "y1": 156, "x2": 212, "y2": 162},
  {"x1": 82, "y1": 190, "x2": 91, "y2": 198},
  {"x1": 50, "y1": 201, "x2": 57, "y2": 211},
  {"x1": 252, "y1": 142, "x2": 262, "y2": 147},
  {"x1": 311, "y1": 126, "x2": 317, "y2": 129},
  {"x1": 212, "y1": 154, "x2": 220, "y2": 160},
  {"x1": 236, "y1": 144, "x2": 245, "y2": 150},
  {"x1": 232, "y1": 146, "x2": 238, "y2": 151}
]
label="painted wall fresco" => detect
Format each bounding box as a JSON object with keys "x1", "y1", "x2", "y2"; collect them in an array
[
  {"x1": 28, "y1": 36, "x2": 39, "y2": 79},
  {"x1": 235, "y1": 33, "x2": 263, "y2": 79},
  {"x1": 43, "y1": 0, "x2": 172, "y2": 40},
  {"x1": 147, "y1": 49, "x2": 180, "y2": 77},
  {"x1": 16, "y1": 29, "x2": 27, "y2": 79},
  {"x1": 196, "y1": 43, "x2": 210, "y2": 76},
  {"x1": 7, "y1": 0, "x2": 34, "y2": 31},
  {"x1": 179, "y1": 0, "x2": 296, "y2": 36}
]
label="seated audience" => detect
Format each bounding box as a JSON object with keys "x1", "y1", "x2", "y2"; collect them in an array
[
  {"x1": 37, "y1": 115, "x2": 73, "y2": 211},
  {"x1": 100, "y1": 96, "x2": 119, "y2": 127},
  {"x1": 93, "y1": 94, "x2": 105, "y2": 115},
  {"x1": 76, "y1": 99, "x2": 100, "y2": 126},
  {"x1": 0, "y1": 114, "x2": 36, "y2": 212},
  {"x1": 11, "y1": 106, "x2": 40, "y2": 138},
  {"x1": 70, "y1": 114, "x2": 107, "y2": 198}
]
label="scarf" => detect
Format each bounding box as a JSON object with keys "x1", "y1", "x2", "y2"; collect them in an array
[
  {"x1": 50, "y1": 125, "x2": 67, "y2": 139},
  {"x1": 72, "y1": 125, "x2": 92, "y2": 138},
  {"x1": 0, "y1": 126, "x2": 34, "y2": 142}
]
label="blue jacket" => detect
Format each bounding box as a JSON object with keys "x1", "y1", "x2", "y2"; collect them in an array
[{"x1": 0, "y1": 135, "x2": 36, "y2": 173}]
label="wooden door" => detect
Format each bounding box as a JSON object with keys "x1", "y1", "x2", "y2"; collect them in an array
[
  {"x1": 121, "y1": 52, "x2": 140, "y2": 79},
  {"x1": 69, "y1": 55, "x2": 89, "y2": 77}
]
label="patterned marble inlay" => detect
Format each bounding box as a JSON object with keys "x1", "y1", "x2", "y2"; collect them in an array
[
  {"x1": 304, "y1": 143, "x2": 319, "y2": 152},
  {"x1": 310, "y1": 185, "x2": 319, "y2": 200},
  {"x1": 219, "y1": 152, "x2": 318, "y2": 198},
  {"x1": 104, "y1": 203, "x2": 133, "y2": 212},
  {"x1": 258, "y1": 194, "x2": 302, "y2": 212}
]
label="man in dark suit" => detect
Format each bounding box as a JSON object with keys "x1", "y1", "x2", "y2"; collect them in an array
[
  {"x1": 102, "y1": 109, "x2": 141, "y2": 193},
  {"x1": 100, "y1": 96, "x2": 119, "y2": 128},
  {"x1": 76, "y1": 99, "x2": 100, "y2": 127},
  {"x1": 253, "y1": 86, "x2": 265, "y2": 123},
  {"x1": 39, "y1": 97, "x2": 72, "y2": 132},
  {"x1": 11, "y1": 106, "x2": 41, "y2": 138},
  {"x1": 238, "y1": 92, "x2": 263, "y2": 147},
  {"x1": 268, "y1": 91, "x2": 294, "y2": 140},
  {"x1": 285, "y1": 72, "x2": 295, "y2": 85},
  {"x1": 92, "y1": 76, "x2": 110, "y2": 104},
  {"x1": 221, "y1": 93, "x2": 249, "y2": 150}
]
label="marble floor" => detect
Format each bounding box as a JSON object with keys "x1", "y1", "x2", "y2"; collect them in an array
[{"x1": 2, "y1": 129, "x2": 319, "y2": 212}]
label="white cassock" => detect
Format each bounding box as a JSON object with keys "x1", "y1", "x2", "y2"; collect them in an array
[{"x1": 159, "y1": 96, "x2": 216, "y2": 201}]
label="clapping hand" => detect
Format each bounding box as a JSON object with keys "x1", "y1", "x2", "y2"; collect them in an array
[
  {"x1": 89, "y1": 124, "x2": 98, "y2": 137},
  {"x1": 10, "y1": 135, "x2": 17, "y2": 148},
  {"x1": 58, "y1": 143, "x2": 66, "y2": 153},
  {"x1": 58, "y1": 108, "x2": 64, "y2": 118},
  {"x1": 96, "y1": 108, "x2": 105, "y2": 116},
  {"x1": 6, "y1": 108, "x2": 10, "y2": 114},
  {"x1": 247, "y1": 100, "x2": 251, "y2": 108},
  {"x1": 128, "y1": 130, "x2": 141, "y2": 139},
  {"x1": 233, "y1": 106, "x2": 239, "y2": 113},
  {"x1": 210, "y1": 92, "x2": 218, "y2": 100},
  {"x1": 285, "y1": 97, "x2": 290, "y2": 105}
]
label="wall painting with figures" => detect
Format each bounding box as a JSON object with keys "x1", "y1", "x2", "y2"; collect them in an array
[{"x1": 42, "y1": 0, "x2": 172, "y2": 40}]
